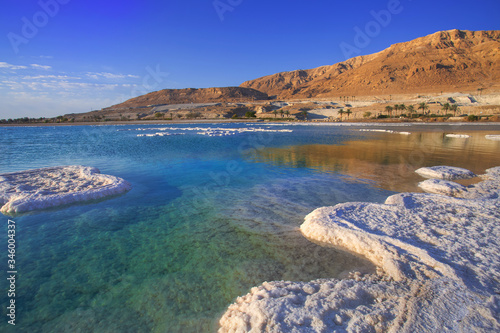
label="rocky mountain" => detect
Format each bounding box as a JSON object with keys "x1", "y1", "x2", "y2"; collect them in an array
[
  {"x1": 240, "y1": 30, "x2": 500, "y2": 98},
  {"x1": 106, "y1": 87, "x2": 269, "y2": 110}
]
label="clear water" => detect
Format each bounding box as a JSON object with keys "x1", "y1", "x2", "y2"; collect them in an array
[{"x1": 0, "y1": 123, "x2": 498, "y2": 332}]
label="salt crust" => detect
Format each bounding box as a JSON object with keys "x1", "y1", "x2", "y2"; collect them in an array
[
  {"x1": 0, "y1": 166, "x2": 131, "y2": 215},
  {"x1": 219, "y1": 167, "x2": 500, "y2": 332},
  {"x1": 445, "y1": 134, "x2": 470, "y2": 138},
  {"x1": 134, "y1": 126, "x2": 293, "y2": 137},
  {"x1": 486, "y1": 135, "x2": 500, "y2": 141},
  {"x1": 415, "y1": 165, "x2": 476, "y2": 180},
  {"x1": 359, "y1": 129, "x2": 411, "y2": 135}
]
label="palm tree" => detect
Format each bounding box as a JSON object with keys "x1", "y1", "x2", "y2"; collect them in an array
[
  {"x1": 450, "y1": 104, "x2": 459, "y2": 117},
  {"x1": 418, "y1": 102, "x2": 428, "y2": 115},
  {"x1": 385, "y1": 106, "x2": 393, "y2": 117},
  {"x1": 346, "y1": 109, "x2": 352, "y2": 119},
  {"x1": 441, "y1": 103, "x2": 450, "y2": 115},
  {"x1": 279, "y1": 109, "x2": 284, "y2": 118},
  {"x1": 393, "y1": 104, "x2": 400, "y2": 117},
  {"x1": 285, "y1": 110, "x2": 290, "y2": 118},
  {"x1": 338, "y1": 108, "x2": 345, "y2": 120},
  {"x1": 301, "y1": 110, "x2": 308, "y2": 120},
  {"x1": 407, "y1": 105, "x2": 415, "y2": 118},
  {"x1": 399, "y1": 104, "x2": 406, "y2": 117},
  {"x1": 273, "y1": 110, "x2": 278, "y2": 118}
]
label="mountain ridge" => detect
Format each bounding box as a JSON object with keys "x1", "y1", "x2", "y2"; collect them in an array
[{"x1": 240, "y1": 29, "x2": 500, "y2": 98}]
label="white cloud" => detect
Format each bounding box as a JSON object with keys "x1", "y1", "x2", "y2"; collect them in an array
[
  {"x1": 0, "y1": 62, "x2": 28, "y2": 70},
  {"x1": 22, "y1": 75, "x2": 80, "y2": 80},
  {"x1": 30, "y1": 64, "x2": 52, "y2": 70},
  {"x1": 0, "y1": 62, "x2": 52, "y2": 70},
  {"x1": 86, "y1": 72, "x2": 140, "y2": 80},
  {"x1": 33, "y1": 55, "x2": 54, "y2": 59}
]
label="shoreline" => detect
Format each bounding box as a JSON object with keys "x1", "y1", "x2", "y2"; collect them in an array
[{"x1": 1, "y1": 119, "x2": 500, "y2": 130}]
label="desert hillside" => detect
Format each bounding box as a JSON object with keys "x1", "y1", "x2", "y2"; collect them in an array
[
  {"x1": 240, "y1": 30, "x2": 500, "y2": 98},
  {"x1": 106, "y1": 87, "x2": 269, "y2": 110}
]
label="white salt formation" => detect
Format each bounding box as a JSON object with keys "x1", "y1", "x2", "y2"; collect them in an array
[
  {"x1": 485, "y1": 135, "x2": 500, "y2": 141},
  {"x1": 415, "y1": 165, "x2": 476, "y2": 180},
  {"x1": 445, "y1": 134, "x2": 470, "y2": 138},
  {"x1": 359, "y1": 129, "x2": 411, "y2": 135},
  {"x1": 134, "y1": 126, "x2": 293, "y2": 137},
  {"x1": 219, "y1": 167, "x2": 500, "y2": 332},
  {"x1": 0, "y1": 166, "x2": 131, "y2": 215}
]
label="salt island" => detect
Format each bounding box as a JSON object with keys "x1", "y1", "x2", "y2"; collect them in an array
[
  {"x1": 219, "y1": 166, "x2": 500, "y2": 332},
  {"x1": 0, "y1": 165, "x2": 131, "y2": 215}
]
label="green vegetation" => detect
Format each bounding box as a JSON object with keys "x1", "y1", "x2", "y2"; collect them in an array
[
  {"x1": 385, "y1": 105, "x2": 393, "y2": 117},
  {"x1": 338, "y1": 109, "x2": 345, "y2": 120},
  {"x1": 418, "y1": 102, "x2": 429, "y2": 115},
  {"x1": 363, "y1": 111, "x2": 372, "y2": 118},
  {"x1": 441, "y1": 102, "x2": 451, "y2": 115},
  {"x1": 468, "y1": 114, "x2": 479, "y2": 121},
  {"x1": 245, "y1": 111, "x2": 256, "y2": 118},
  {"x1": 301, "y1": 109, "x2": 308, "y2": 120},
  {"x1": 345, "y1": 109, "x2": 352, "y2": 119},
  {"x1": 407, "y1": 105, "x2": 415, "y2": 117},
  {"x1": 450, "y1": 104, "x2": 459, "y2": 117}
]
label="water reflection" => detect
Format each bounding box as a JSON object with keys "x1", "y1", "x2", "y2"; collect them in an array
[{"x1": 250, "y1": 131, "x2": 500, "y2": 193}]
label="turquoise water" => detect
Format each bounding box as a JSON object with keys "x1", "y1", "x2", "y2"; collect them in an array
[{"x1": 1, "y1": 123, "x2": 498, "y2": 332}]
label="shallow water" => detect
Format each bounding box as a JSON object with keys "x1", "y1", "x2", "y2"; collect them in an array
[{"x1": 0, "y1": 123, "x2": 498, "y2": 332}]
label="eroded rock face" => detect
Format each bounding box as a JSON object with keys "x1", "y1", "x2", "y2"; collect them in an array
[
  {"x1": 219, "y1": 167, "x2": 500, "y2": 332},
  {"x1": 241, "y1": 30, "x2": 500, "y2": 98}
]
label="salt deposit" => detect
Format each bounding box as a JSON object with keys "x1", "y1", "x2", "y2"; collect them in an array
[
  {"x1": 0, "y1": 166, "x2": 131, "y2": 215},
  {"x1": 415, "y1": 165, "x2": 476, "y2": 180},
  {"x1": 359, "y1": 129, "x2": 411, "y2": 135},
  {"x1": 486, "y1": 135, "x2": 500, "y2": 141},
  {"x1": 133, "y1": 126, "x2": 293, "y2": 137},
  {"x1": 445, "y1": 134, "x2": 470, "y2": 138},
  {"x1": 219, "y1": 166, "x2": 500, "y2": 332}
]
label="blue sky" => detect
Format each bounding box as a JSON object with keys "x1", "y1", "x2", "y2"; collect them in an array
[{"x1": 0, "y1": 0, "x2": 499, "y2": 119}]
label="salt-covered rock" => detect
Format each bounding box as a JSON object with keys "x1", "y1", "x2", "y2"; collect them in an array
[
  {"x1": 415, "y1": 165, "x2": 476, "y2": 180},
  {"x1": 219, "y1": 278, "x2": 499, "y2": 333},
  {"x1": 418, "y1": 178, "x2": 468, "y2": 196},
  {"x1": 219, "y1": 166, "x2": 500, "y2": 332},
  {"x1": 0, "y1": 166, "x2": 131, "y2": 215}
]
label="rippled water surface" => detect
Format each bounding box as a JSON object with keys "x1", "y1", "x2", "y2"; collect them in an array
[{"x1": 0, "y1": 123, "x2": 498, "y2": 332}]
